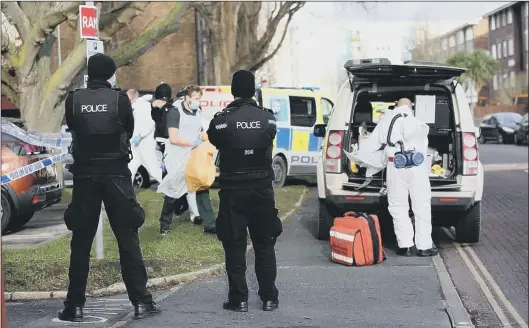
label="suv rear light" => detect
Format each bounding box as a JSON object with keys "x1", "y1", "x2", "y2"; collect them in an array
[
  {"x1": 325, "y1": 130, "x2": 343, "y2": 173},
  {"x1": 462, "y1": 132, "x2": 478, "y2": 175}
]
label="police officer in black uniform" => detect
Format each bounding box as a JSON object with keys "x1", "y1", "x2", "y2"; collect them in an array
[
  {"x1": 207, "y1": 70, "x2": 281, "y2": 313},
  {"x1": 58, "y1": 53, "x2": 160, "y2": 322}
]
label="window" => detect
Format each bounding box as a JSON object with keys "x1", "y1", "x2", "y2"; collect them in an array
[
  {"x1": 289, "y1": 96, "x2": 316, "y2": 127},
  {"x1": 465, "y1": 28, "x2": 473, "y2": 41},
  {"x1": 497, "y1": 42, "x2": 502, "y2": 58},
  {"x1": 493, "y1": 74, "x2": 498, "y2": 90},
  {"x1": 320, "y1": 98, "x2": 334, "y2": 124},
  {"x1": 491, "y1": 44, "x2": 497, "y2": 59},
  {"x1": 507, "y1": 9, "x2": 513, "y2": 24},
  {"x1": 503, "y1": 73, "x2": 508, "y2": 86},
  {"x1": 510, "y1": 71, "x2": 516, "y2": 87},
  {"x1": 526, "y1": 2, "x2": 528, "y2": 17},
  {"x1": 525, "y1": 29, "x2": 528, "y2": 51},
  {"x1": 442, "y1": 39, "x2": 448, "y2": 50},
  {"x1": 449, "y1": 36, "x2": 456, "y2": 47},
  {"x1": 502, "y1": 11, "x2": 506, "y2": 26},
  {"x1": 508, "y1": 39, "x2": 514, "y2": 56},
  {"x1": 503, "y1": 40, "x2": 508, "y2": 57},
  {"x1": 457, "y1": 30, "x2": 465, "y2": 44},
  {"x1": 491, "y1": 16, "x2": 496, "y2": 30}
]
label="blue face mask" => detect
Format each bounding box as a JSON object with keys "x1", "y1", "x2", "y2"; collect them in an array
[{"x1": 189, "y1": 101, "x2": 200, "y2": 111}]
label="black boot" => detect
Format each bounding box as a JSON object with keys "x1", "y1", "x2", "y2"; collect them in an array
[
  {"x1": 396, "y1": 247, "x2": 413, "y2": 257},
  {"x1": 204, "y1": 227, "x2": 216, "y2": 235},
  {"x1": 417, "y1": 246, "x2": 439, "y2": 257},
  {"x1": 263, "y1": 300, "x2": 279, "y2": 311},
  {"x1": 58, "y1": 305, "x2": 83, "y2": 322},
  {"x1": 134, "y1": 302, "x2": 162, "y2": 319},
  {"x1": 222, "y1": 299, "x2": 248, "y2": 312}
]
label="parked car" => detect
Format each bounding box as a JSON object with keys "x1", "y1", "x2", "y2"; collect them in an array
[
  {"x1": 61, "y1": 125, "x2": 159, "y2": 188},
  {"x1": 478, "y1": 112, "x2": 523, "y2": 144},
  {"x1": 514, "y1": 113, "x2": 529, "y2": 145},
  {"x1": 1, "y1": 118, "x2": 63, "y2": 233},
  {"x1": 315, "y1": 58, "x2": 483, "y2": 244}
]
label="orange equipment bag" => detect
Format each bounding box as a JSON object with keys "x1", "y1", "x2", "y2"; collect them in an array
[{"x1": 330, "y1": 211, "x2": 386, "y2": 266}]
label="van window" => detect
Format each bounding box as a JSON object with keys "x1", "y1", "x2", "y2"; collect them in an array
[{"x1": 289, "y1": 96, "x2": 316, "y2": 127}]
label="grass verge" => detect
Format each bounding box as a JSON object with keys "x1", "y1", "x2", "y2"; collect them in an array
[
  {"x1": 3, "y1": 185, "x2": 305, "y2": 292},
  {"x1": 59, "y1": 188, "x2": 72, "y2": 205}
]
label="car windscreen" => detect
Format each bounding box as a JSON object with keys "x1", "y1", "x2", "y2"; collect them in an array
[{"x1": 495, "y1": 113, "x2": 522, "y2": 125}]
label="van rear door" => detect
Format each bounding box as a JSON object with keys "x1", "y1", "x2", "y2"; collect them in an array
[{"x1": 344, "y1": 61, "x2": 466, "y2": 87}]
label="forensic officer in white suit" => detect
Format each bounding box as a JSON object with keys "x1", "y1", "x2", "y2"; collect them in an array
[{"x1": 127, "y1": 89, "x2": 163, "y2": 185}]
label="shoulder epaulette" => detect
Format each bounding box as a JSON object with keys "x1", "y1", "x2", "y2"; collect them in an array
[
  {"x1": 262, "y1": 107, "x2": 274, "y2": 115},
  {"x1": 214, "y1": 110, "x2": 227, "y2": 118}
]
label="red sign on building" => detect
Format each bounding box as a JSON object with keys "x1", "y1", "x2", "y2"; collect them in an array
[{"x1": 79, "y1": 5, "x2": 98, "y2": 39}]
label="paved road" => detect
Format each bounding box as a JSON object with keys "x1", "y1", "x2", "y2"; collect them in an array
[
  {"x1": 120, "y1": 188, "x2": 451, "y2": 328},
  {"x1": 437, "y1": 142, "x2": 528, "y2": 328},
  {"x1": 1, "y1": 207, "x2": 69, "y2": 249}
]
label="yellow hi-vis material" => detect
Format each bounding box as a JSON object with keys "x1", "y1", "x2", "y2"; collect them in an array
[{"x1": 185, "y1": 140, "x2": 217, "y2": 192}]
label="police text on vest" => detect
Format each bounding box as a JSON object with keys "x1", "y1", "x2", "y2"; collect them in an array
[
  {"x1": 81, "y1": 104, "x2": 108, "y2": 113},
  {"x1": 236, "y1": 121, "x2": 261, "y2": 129}
]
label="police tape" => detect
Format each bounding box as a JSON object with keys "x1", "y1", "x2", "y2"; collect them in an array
[
  {"x1": 1, "y1": 120, "x2": 72, "y2": 150},
  {"x1": 1, "y1": 152, "x2": 71, "y2": 185},
  {"x1": 1, "y1": 120, "x2": 73, "y2": 185}
]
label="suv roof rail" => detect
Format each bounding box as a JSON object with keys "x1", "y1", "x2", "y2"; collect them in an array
[
  {"x1": 344, "y1": 58, "x2": 391, "y2": 70},
  {"x1": 403, "y1": 60, "x2": 451, "y2": 66}
]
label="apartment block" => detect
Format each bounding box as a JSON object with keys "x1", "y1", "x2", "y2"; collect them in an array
[{"x1": 485, "y1": 1, "x2": 528, "y2": 100}]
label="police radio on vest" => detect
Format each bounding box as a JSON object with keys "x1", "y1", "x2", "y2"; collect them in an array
[
  {"x1": 81, "y1": 104, "x2": 108, "y2": 113},
  {"x1": 236, "y1": 121, "x2": 261, "y2": 129}
]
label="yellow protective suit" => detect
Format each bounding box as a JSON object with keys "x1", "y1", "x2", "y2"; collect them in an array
[{"x1": 185, "y1": 140, "x2": 217, "y2": 192}]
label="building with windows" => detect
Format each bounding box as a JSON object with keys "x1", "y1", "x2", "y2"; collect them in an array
[{"x1": 485, "y1": 1, "x2": 528, "y2": 102}]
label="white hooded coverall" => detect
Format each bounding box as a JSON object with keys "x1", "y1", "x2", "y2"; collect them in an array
[
  {"x1": 129, "y1": 97, "x2": 163, "y2": 184},
  {"x1": 376, "y1": 105, "x2": 433, "y2": 250}
]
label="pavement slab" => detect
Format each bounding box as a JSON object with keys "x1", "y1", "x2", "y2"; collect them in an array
[{"x1": 124, "y1": 188, "x2": 453, "y2": 328}]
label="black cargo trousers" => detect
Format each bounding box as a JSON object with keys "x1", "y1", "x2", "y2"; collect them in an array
[
  {"x1": 216, "y1": 186, "x2": 283, "y2": 303},
  {"x1": 63, "y1": 176, "x2": 152, "y2": 307}
]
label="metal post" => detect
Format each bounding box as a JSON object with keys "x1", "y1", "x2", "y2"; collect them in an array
[
  {"x1": 95, "y1": 211, "x2": 104, "y2": 259},
  {"x1": 57, "y1": 25, "x2": 62, "y2": 66},
  {"x1": 83, "y1": 0, "x2": 104, "y2": 258}
]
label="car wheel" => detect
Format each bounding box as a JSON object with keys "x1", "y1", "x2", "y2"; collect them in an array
[
  {"x1": 497, "y1": 133, "x2": 504, "y2": 144},
  {"x1": 134, "y1": 167, "x2": 151, "y2": 188},
  {"x1": 6, "y1": 211, "x2": 35, "y2": 231},
  {"x1": 317, "y1": 199, "x2": 332, "y2": 240},
  {"x1": 272, "y1": 156, "x2": 287, "y2": 189},
  {"x1": 1, "y1": 192, "x2": 12, "y2": 233},
  {"x1": 478, "y1": 135, "x2": 486, "y2": 144},
  {"x1": 456, "y1": 202, "x2": 481, "y2": 244}
]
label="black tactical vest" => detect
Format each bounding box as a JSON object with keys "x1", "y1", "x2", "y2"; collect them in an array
[
  {"x1": 217, "y1": 103, "x2": 274, "y2": 177},
  {"x1": 69, "y1": 88, "x2": 130, "y2": 162}
]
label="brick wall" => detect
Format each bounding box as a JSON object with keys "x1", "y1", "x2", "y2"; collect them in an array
[
  {"x1": 473, "y1": 104, "x2": 527, "y2": 118},
  {"x1": 49, "y1": 3, "x2": 198, "y2": 94},
  {"x1": 115, "y1": 3, "x2": 198, "y2": 94}
]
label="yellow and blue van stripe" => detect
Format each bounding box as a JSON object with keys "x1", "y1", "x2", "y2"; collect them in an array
[{"x1": 273, "y1": 127, "x2": 323, "y2": 152}]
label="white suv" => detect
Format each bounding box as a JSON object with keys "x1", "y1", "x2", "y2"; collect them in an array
[{"x1": 314, "y1": 59, "x2": 484, "y2": 243}]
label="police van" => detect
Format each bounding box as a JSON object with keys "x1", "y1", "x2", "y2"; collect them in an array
[{"x1": 200, "y1": 86, "x2": 335, "y2": 188}]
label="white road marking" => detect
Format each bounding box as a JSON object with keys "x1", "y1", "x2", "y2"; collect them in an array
[
  {"x1": 51, "y1": 315, "x2": 107, "y2": 324},
  {"x1": 84, "y1": 307, "x2": 124, "y2": 311},
  {"x1": 454, "y1": 242, "x2": 512, "y2": 327},
  {"x1": 466, "y1": 246, "x2": 528, "y2": 328},
  {"x1": 524, "y1": 170, "x2": 528, "y2": 174},
  {"x1": 483, "y1": 163, "x2": 528, "y2": 172}
]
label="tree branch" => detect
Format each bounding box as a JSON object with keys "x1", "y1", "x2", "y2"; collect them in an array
[
  {"x1": 1, "y1": 64, "x2": 18, "y2": 91},
  {"x1": 1, "y1": 76, "x2": 19, "y2": 108},
  {"x1": 234, "y1": 2, "x2": 304, "y2": 71},
  {"x1": 99, "y1": 2, "x2": 150, "y2": 41},
  {"x1": 192, "y1": 3, "x2": 215, "y2": 28},
  {"x1": 108, "y1": 2, "x2": 190, "y2": 67},
  {"x1": 247, "y1": 11, "x2": 294, "y2": 72},
  {"x1": 18, "y1": 2, "x2": 79, "y2": 79},
  {"x1": 1, "y1": 2, "x2": 31, "y2": 40}
]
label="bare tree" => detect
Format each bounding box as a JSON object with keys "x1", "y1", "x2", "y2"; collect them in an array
[
  {"x1": 406, "y1": 21, "x2": 443, "y2": 62},
  {"x1": 495, "y1": 72, "x2": 529, "y2": 105},
  {"x1": 1, "y1": 1, "x2": 189, "y2": 132},
  {"x1": 193, "y1": 1, "x2": 305, "y2": 85}
]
